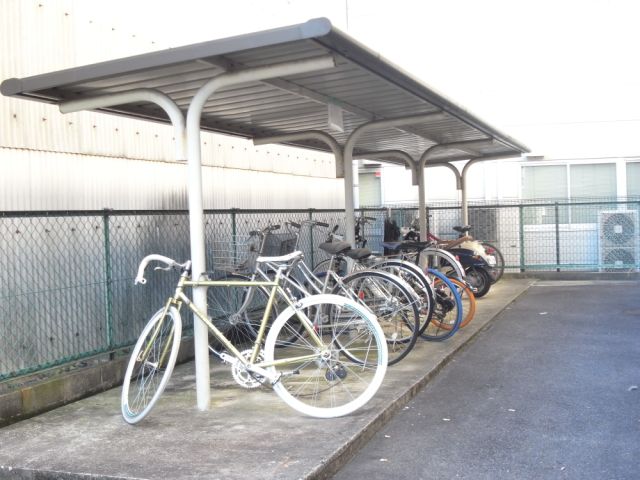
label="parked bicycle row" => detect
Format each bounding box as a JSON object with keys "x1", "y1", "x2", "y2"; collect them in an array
[{"x1": 120, "y1": 217, "x2": 505, "y2": 425}]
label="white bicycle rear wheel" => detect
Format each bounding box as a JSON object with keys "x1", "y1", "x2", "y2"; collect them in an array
[{"x1": 264, "y1": 294, "x2": 387, "y2": 418}]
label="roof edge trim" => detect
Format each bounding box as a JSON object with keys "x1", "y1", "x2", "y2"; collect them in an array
[{"x1": 0, "y1": 18, "x2": 334, "y2": 99}]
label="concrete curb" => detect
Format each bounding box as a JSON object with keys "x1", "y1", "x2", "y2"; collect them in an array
[{"x1": 0, "y1": 341, "x2": 195, "y2": 427}]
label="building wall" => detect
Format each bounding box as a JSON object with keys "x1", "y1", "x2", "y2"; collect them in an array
[
  {"x1": 374, "y1": 157, "x2": 640, "y2": 207},
  {"x1": 0, "y1": 0, "x2": 344, "y2": 211}
]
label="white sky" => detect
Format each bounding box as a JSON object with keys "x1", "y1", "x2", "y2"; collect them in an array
[{"x1": 76, "y1": 0, "x2": 640, "y2": 159}]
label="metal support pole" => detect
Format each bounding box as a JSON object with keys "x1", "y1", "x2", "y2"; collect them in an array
[
  {"x1": 519, "y1": 205, "x2": 525, "y2": 272},
  {"x1": 460, "y1": 174, "x2": 468, "y2": 226},
  {"x1": 417, "y1": 167, "x2": 427, "y2": 240},
  {"x1": 460, "y1": 157, "x2": 484, "y2": 226},
  {"x1": 186, "y1": 55, "x2": 336, "y2": 410},
  {"x1": 555, "y1": 202, "x2": 561, "y2": 272}
]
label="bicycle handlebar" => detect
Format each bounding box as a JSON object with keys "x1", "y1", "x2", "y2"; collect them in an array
[
  {"x1": 135, "y1": 254, "x2": 190, "y2": 285},
  {"x1": 286, "y1": 220, "x2": 330, "y2": 230},
  {"x1": 249, "y1": 224, "x2": 281, "y2": 238}
]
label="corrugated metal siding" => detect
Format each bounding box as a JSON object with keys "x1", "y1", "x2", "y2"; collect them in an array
[
  {"x1": 0, "y1": 147, "x2": 343, "y2": 210},
  {"x1": 0, "y1": 0, "x2": 342, "y2": 211}
]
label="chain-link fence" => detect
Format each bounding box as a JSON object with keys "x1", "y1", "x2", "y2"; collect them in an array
[
  {"x1": 0, "y1": 208, "x2": 349, "y2": 382},
  {"x1": 381, "y1": 197, "x2": 640, "y2": 273},
  {"x1": 1, "y1": 198, "x2": 639, "y2": 381}
]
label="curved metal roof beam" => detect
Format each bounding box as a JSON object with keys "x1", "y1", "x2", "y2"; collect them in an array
[
  {"x1": 343, "y1": 111, "x2": 446, "y2": 244},
  {"x1": 425, "y1": 161, "x2": 462, "y2": 189},
  {"x1": 354, "y1": 150, "x2": 418, "y2": 184},
  {"x1": 418, "y1": 139, "x2": 496, "y2": 170},
  {"x1": 459, "y1": 153, "x2": 521, "y2": 225},
  {"x1": 414, "y1": 140, "x2": 492, "y2": 241},
  {"x1": 252, "y1": 130, "x2": 343, "y2": 178},
  {"x1": 59, "y1": 88, "x2": 186, "y2": 160}
]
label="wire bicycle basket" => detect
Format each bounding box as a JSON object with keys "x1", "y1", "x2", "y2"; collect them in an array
[
  {"x1": 262, "y1": 232, "x2": 297, "y2": 257},
  {"x1": 210, "y1": 235, "x2": 261, "y2": 274}
]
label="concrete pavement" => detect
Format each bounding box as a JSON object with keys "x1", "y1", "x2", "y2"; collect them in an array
[{"x1": 0, "y1": 279, "x2": 533, "y2": 480}]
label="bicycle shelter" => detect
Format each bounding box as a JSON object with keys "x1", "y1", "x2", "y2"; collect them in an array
[{"x1": 1, "y1": 18, "x2": 528, "y2": 410}]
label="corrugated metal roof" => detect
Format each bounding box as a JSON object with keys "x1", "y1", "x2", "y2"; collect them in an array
[{"x1": 0, "y1": 17, "x2": 528, "y2": 163}]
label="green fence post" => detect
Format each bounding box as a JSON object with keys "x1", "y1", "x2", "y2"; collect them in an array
[
  {"x1": 519, "y1": 205, "x2": 525, "y2": 272},
  {"x1": 102, "y1": 209, "x2": 114, "y2": 350},
  {"x1": 555, "y1": 202, "x2": 560, "y2": 272},
  {"x1": 308, "y1": 208, "x2": 315, "y2": 267},
  {"x1": 231, "y1": 208, "x2": 238, "y2": 263}
]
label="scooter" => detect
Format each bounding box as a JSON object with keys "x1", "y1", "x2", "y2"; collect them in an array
[{"x1": 404, "y1": 225, "x2": 495, "y2": 297}]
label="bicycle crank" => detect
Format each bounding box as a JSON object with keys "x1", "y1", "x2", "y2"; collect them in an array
[{"x1": 229, "y1": 349, "x2": 267, "y2": 389}]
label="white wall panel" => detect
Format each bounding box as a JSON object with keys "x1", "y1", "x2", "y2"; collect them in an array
[
  {"x1": 0, "y1": 148, "x2": 344, "y2": 211},
  {"x1": 0, "y1": 0, "x2": 341, "y2": 212}
]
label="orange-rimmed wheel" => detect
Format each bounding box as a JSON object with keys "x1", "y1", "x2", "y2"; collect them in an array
[{"x1": 429, "y1": 277, "x2": 476, "y2": 330}]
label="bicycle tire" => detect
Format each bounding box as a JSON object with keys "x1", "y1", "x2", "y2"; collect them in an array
[
  {"x1": 334, "y1": 269, "x2": 420, "y2": 365},
  {"x1": 418, "y1": 247, "x2": 466, "y2": 279},
  {"x1": 121, "y1": 306, "x2": 182, "y2": 424},
  {"x1": 465, "y1": 267, "x2": 492, "y2": 298},
  {"x1": 430, "y1": 277, "x2": 476, "y2": 330},
  {"x1": 265, "y1": 294, "x2": 388, "y2": 418},
  {"x1": 421, "y1": 269, "x2": 462, "y2": 341},
  {"x1": 368, "y1": 259, "x2": 435, "y2": 336},
  {"x1": 480, "y1": 241, "x2": 505, "y2": 283}
]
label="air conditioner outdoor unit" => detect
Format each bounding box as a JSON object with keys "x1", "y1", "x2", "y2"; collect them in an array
[{"x1": 598, "y1": 210, "x2": 639, "y2": 272}]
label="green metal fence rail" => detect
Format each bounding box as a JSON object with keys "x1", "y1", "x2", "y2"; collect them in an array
[{"x1": 1, "y1": 198, "x2": 638, "y2": 381}]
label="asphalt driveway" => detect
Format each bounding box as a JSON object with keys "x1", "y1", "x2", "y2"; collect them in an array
[{"x1": 333, "y1": 280, "x2": 640, "y2": 480}]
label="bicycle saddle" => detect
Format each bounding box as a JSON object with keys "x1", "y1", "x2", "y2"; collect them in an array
[
  {"x1": 319, "y1": 241, "x2": 352, "y2": 255},
  {"x1": 453, "y1": 225, "x2": 472, "y2": 234},
  {"x1": 344, "y1": 248, "x2": 372, "y2": 260}
]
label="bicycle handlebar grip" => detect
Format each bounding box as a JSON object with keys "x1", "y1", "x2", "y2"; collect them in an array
[
  {"x1": 289, "y1": 220, "x2": 301, "y2": 229},
  {"x1": 316, "y1": 221, "x2": 329, "y2": 228},
  {"x1": 135, "y1": 254, "x2": 177, "y2": 285},
  {"x1": 266, "y1": 224, "x2": 280, "y2": 232},
  {"x1": 364, "y1": 216, "x2": 376, "y2": 221}
]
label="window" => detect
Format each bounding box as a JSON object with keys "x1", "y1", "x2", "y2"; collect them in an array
[
  {"x1": 522, "y1": 165, "x2": 567, "y2": 200},
  {"x1": 522, "y1": 163, "x2": 619, "y2": 224},
  {"x1": 359, "y1": 171, "x2": 382, "y2": 207},
  {"x1": 570, "y1": 163, "x2": 617, "y2": 199},
  {"x1": 570, "y1": 163, "x2": 617, "y2": 223},
  {"x1": 522, "y1": 165, "x2": 568, "y2": 225},
  {"x1": 627, "y1": 162, "x2": 640, "y2": 197}
]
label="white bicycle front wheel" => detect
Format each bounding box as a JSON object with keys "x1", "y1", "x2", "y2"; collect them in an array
[
  {"x1": 121, "y1": 306, "x2": 182, "y2": 424},
  {"x1": 264, "y1": 294, "x2": 388, "y2": 418}
]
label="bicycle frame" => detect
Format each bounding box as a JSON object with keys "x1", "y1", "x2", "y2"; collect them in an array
[{"x1": 167, "y1": 266, "x2": 326, "y2": 381}]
